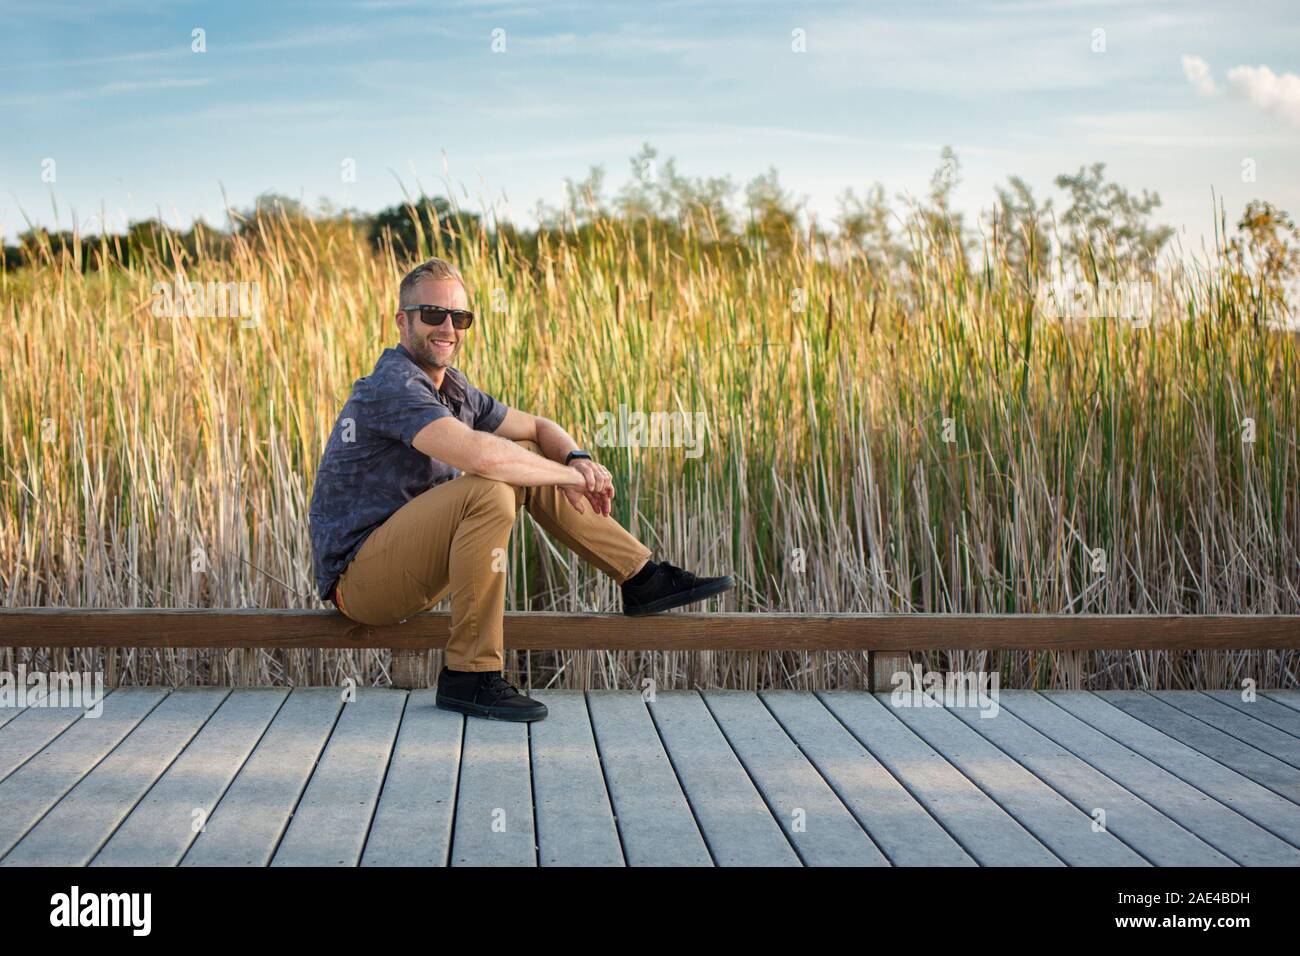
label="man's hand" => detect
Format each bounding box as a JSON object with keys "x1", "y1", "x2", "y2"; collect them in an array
[{"x1": 561, "y1": 459, "x2": 614, "y2": 517}]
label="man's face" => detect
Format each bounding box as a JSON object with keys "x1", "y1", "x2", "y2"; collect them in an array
[{"x1": 397, "y1": 277, "x2": 467, "y2": 371}]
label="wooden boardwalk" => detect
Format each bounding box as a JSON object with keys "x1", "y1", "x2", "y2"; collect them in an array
[{"x1": 0, "y1": 687, "x2": 1298, "y2": 867}]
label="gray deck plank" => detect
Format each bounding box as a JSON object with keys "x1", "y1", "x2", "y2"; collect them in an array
[
  {"x1": 181, "y1": 687, "x2": 343, "y2": 866},
  {"x1": 586, "y1": 690, "x2": 711, "y2": 866},
  {"x1": 0, "y1": 680, "x2": 104, "y2": 730},
  {"x1": 1264, "y1": 691, "x2": 1300, "y2": 715},
  {"x1": 0, "y1": 688, "x2": 43, "y2": 731},
  {"x1": 884, "y1": 697, "x2": 1147, "y2": 865},
  {"x1": 3, "y1": 688, "x2": 228, "y2": 866},
  {"x1": 649, "y1": 691, "x2": 799, "y2": 866},
  {"x1": 702, "y1": 690, "x2": 886, "y2": 865},
  {"x1": 1052, "y1": 692, "x2": 1300, "y2": 848},
  {"x1": 0, "y1": 705, "x2": 25, "y2": 732},
  {"x1": 949, "y1": 697, "x2": 1233, "y2": 866},
  {"x1": 0, "y1": 691, "x2": 111, "y2": 783},
  {"x1": 92, "y1": 688, "x2": 289, "y2": 866},
  {"x1": 1155, "y1": 692, "x2": 1300, "y2": 767},
  {"x1": 361, "y1": 690, "x2": 462, "y2": 867},
  {"x1": 9, "y1": 685, "x2": 1297, "y2": 867},
  {"x1": 1103, "y1": 692, "x2": 1300, "y2": 799},
  {"x1": 761, "y1": 690, "x2": 974, "y2": 865},
  {"x1": 1219, "y1": 691, "x2": 1300, "y2": 735},
  {"x1": 271, "y1": 689, "x2": 407, "y2": 866},
  {"x1": 450, "y1": 712, "x2": 535, "y2": 866},
  {"x1": 998, "y1": 691, "x2": 1300, "y2": 865},
  {"x1": 818, "y1": 690, "x2": 1061, "y2": 865},
  {"x1": 530, "y1": 690, "x2": 624, "y2": 867},
  {"x1": 0, "y1": 688, "x2": 167, "y2": 858}
]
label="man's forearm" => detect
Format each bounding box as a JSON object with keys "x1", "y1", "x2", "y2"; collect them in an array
[
  {"x1": 535, "y1": 417, "x2": 580, "y2": 464},
  {"x1": 470, "y1": 432, "x2": 585, "y2": 487}
]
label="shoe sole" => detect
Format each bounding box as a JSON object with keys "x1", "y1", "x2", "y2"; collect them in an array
[
  {"x1": 623, "y1": 575, "x2": 736, "y2": 617},
  {"x1": 435, "y1": 693, "x2": 548, "y2": 722}
]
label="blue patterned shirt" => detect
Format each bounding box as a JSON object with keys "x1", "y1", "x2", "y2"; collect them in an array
[{"x1": 309, "y1": 342, "x2": 508, "y2": 603}]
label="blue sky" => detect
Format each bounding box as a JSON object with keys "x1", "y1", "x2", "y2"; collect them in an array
[{"x1": 2, "y1": 0, "x2": 1298, "y2": 254}]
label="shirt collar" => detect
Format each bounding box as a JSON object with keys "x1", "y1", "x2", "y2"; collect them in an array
[{"x1": 394, "y1": 341, "x2": 466, "y2": 404}]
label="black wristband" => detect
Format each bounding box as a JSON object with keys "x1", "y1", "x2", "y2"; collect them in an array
[{"x1": 564, "y1": 450, "x2": 592, "y2": 466}]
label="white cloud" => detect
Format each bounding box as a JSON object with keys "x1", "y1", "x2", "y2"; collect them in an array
[
  {"x1": 1181, "y1": 54, "x2": 1216, "y2": 96},
  {"x1": 1227, "y1": 64, "x2": 1300, "y2": 128}
]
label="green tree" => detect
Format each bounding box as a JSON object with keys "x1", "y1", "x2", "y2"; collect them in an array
[
  {"x1": 1227, "y1": 200, "x2": 1300, "y2": 323},
  {"x1": 561, "y1": 165, "x2": 609, "y2": 229},
  {"x1": 368, "y1": 195, "x2": 480, "y2": 260},
  {"x1": 743, "y1": 166, "x2": 802, "y2": 255},
  {"x1": 836, "y1": 182, "x2": 901, "y2": 274},
  {"x1": 988, "y1": 176, "x2": 1052, "y2": 280},
  {"x1": 900, "y1": 146, "x2": 970, "y2": 268},
  {"x1": 232, "y1": 192, "x2": 310, "y2": 235},
  {"x1": 614, "y1": 143, "x2": 738, "y2": 241},
  {"x1": 1053, "y1": 163, "x2": 1172, "y2": 274}
]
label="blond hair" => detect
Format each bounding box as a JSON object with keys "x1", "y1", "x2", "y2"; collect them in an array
[{"x1": 398, "y1": 257, "x2": 468, "y2": 308}]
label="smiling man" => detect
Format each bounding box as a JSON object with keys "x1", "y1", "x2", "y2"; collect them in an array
[{"x1": 308, "y1": 257, "x2": 734, "y2": 722}]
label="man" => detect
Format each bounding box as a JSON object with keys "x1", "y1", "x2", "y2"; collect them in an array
[{"x1": 309, "y1": 257, "x2": 734, "y2": 723}]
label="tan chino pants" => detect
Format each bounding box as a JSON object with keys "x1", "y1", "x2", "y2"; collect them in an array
[{"x1": 333, "y1": 439, "x2": 652, "y2": 671}]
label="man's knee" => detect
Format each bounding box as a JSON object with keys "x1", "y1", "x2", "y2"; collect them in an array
[
  {"x1": 513, "y1": 438, "x2": 543, "y2": 456},
  {"x1": 458, "y1": 474, "x2": 521, "y2": 514}
]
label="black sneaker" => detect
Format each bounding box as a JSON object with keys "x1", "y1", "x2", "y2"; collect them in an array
[
  {"x1": 621, "y1": 560, "x2": 735, "y2": 617},
  {"x1": 435, "y1": 667, "x2": 548, "y2": 722}
]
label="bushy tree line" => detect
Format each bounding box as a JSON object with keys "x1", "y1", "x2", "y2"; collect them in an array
[{"x1": 5, "y1": 143, "x2": 1297, "y2": 298}]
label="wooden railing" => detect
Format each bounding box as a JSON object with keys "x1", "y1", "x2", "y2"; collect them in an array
[{"x1": 3, "y1": 609, "x2": 1299, "y2": 689}]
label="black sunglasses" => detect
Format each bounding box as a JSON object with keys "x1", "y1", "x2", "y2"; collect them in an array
[{"x1": 402, "y1": 304, "x2": 475, "y2": 330}]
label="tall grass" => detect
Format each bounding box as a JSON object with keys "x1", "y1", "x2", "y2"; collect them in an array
[{"x1": 2, "y1": 203, "x2": 1297, "y2": 690}]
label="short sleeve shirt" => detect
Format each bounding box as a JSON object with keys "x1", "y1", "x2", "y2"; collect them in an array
[{"x1": 309, "y1": 342, "x2": 508, "y2": 602}]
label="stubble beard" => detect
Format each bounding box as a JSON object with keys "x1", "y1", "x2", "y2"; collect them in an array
[
  {"x1": 420, "y1": 337, "x2": 460, "y2": 369},
  {"x1": 404, "y1": 319, "x2": 460, "y2": 370}
]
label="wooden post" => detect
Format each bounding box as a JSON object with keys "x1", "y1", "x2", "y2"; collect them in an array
[
  {"x1": 869, "y1": 651, "x2": 911, "y2": 694},
  {"x1": 390, "y1": 648, "x2": 427, "y2": 689}
]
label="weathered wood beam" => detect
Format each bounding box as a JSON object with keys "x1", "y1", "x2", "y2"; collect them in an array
[{"x1": 2, "y1": 609, "x2": 1298, "y2": 652}]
